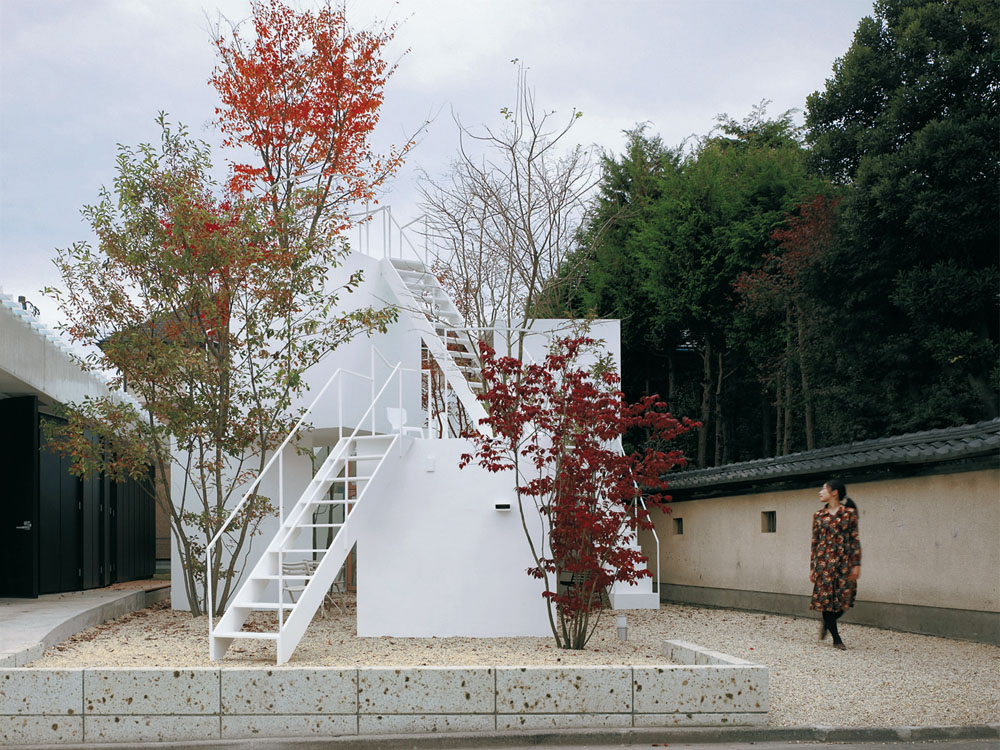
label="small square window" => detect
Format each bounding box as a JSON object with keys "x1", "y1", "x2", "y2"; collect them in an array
[
  {"x1": 761, "y1": 511, "x2": 777, "y2": 533},
  {"x1": 673, "y1": 517, "x2": 684, "y2": 535}
]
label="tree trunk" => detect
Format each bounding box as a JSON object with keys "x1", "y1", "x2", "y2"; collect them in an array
[
  {"x1": 783, "y1": 370, "x2": 793, "y2": 456},
  {"x1": 774, "y1": 369, "x2": 783, "y2": 456},
  {"x1": 782, "y1": 304, "x2": 793, "y2": 456},
  {"x1": 714, "y1": 351, "x2": 723, "y2": 466},
  {"x1": 667, "y1": 353, "x2": 675, "y2": 404},
  {"x1": 761, "y1": 390, "x2": 772, "y2": 457},
  {"x1": 796, "y1": 306, "x2": 816, "y2": 450},
  {"x1": 697, "y1": 342, "x2": 712, "y2": 468}
]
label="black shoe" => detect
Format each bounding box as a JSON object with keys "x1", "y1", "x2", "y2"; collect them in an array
[{"x1": 833, "y1": 641, "x2": 846, "y2": 650}]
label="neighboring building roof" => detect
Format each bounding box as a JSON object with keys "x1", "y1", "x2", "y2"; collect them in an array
[{"x1": 667, "y1": 419, "x2": 1000, "y2": 499}]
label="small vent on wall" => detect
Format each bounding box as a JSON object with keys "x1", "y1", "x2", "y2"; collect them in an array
[
  {"x1": 673, "y1": 517, "x2": 683, "y2": 535},
  {"x1": 761, "y1": 511, "x2": 777, "y2": 533}
]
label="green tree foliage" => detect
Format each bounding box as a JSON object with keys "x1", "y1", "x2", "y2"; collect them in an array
[
  {"x1": 45, "y1": 119, "x2": 395, "y2": 615},
  {"x1": 571, "y1": 110, "x2": 825, "y2": 466},
  {"x1": 805, "y1": 0, "x2": 999, "y2": 436}
]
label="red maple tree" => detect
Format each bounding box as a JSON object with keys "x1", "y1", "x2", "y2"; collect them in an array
[
  {"x1": 461, "y1": 336, "x2": 695, "y2": 649},
  {"x1": 210, "y1": 0, "x2": 412, "y2": 243}
]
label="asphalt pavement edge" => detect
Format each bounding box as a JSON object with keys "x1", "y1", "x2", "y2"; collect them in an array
[{"x1": 3, "y1": 723, "x2": 998, "y2": 750}]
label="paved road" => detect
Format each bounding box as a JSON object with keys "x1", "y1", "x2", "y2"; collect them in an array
[{"x1": 6, "y1": 739, "x2": 998, "y2": 750}]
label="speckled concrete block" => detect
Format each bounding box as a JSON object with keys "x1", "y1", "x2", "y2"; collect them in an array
[
  {"x1": 498, "y1": 713, "x2": 632, "y2": 730},
  {"x1": 85, "y1": 715, "x2": 220, "y2": 743},
  {"x1": 358, "y1": 668, "x2": 494, "y2": 715},
  {"x1": 634, "y1": 711, "x2": 767, "y2": 727},
  {"x1": 0, "y1": 715, "x2": 83, "y2": 744},
  {"x1": 84, "y1": 668, "x2": 219, "y2": 715},
  {"x1": 358, "y1": 714, "x2": 494, "y2": 734},
  {"x1": 0, "y1": 670, "x2": 81, "y2": 715},
  {"x1": 633, "y1": 666, "x2": 768, "y2": 714},
  {"x1": 223, "y1": 714, "x2": 357, "y2": 739},
  {"x1": 0, "y1": 654, "x2": 16, "y2": 669},
  {"x1": 13, "y1": 644, "x2": 43, "y2": 667},
  {"x1": 496, "y1": 667, "x2": 631, "y2": 715},
  {"x1": 661, "y1": 639, "x2": 754, "y2": 666},
  {"x1": 222, "y1": 668, "x2": 356, "y2": 715}
]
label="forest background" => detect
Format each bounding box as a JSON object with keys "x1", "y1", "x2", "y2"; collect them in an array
[{"x1": 546, "y1": 0, "x2": 998, "y2": 468}]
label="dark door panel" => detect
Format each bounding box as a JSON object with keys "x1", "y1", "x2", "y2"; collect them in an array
[{"x1": 0, "y1": 397, "x2": 39, "y2": 597}]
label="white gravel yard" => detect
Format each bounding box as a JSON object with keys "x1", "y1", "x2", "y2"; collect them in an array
[{"x1": 28, "y1": 595, "x2": 1000, "y2": 728}]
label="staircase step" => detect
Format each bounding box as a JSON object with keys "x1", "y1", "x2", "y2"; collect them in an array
[
  {"x1": 280, "y1": 548, "x2": 332, "y2": 553},
  {"x1": 297, "y1": 523, "x2": 345, "y2": 528},
  {"x1": 236, "y1": 602, "x2": 292, "y2": 610},
  {"x1": 258, "y1": 574, "x2": 313, "y2": 580},
  {"x1": 212, "y1": 631, "x2": 279, "y2": 640}
]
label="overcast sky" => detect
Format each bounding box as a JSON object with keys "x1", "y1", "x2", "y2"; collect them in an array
[{"x1": 0, "y1": 0, "x2": 875, "y2": 327}]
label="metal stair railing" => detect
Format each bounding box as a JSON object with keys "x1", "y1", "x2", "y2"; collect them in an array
[
  {"x1": 206, "y1": 365, "x2": 372, "y2": 632},
  {"x1": 611, "y1": 437, "x2": 660, "y2": 600},
  {"x1": 270, "y1": 362, "x2": 407, "y2": 663},
  {"x1": 348, "y1": 205, "x2": 432, "y2": 266},
  {"x1": 210, "y1": 362, "x2": 411, "y2": 663},
  {"x1": 382, "y1": 258, "x2": 489, "y2": 434}
]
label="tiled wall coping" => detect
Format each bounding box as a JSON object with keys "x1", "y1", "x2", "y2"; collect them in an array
[{"x1": 0, "y1": 641, "x2": 768, "y2": 745}]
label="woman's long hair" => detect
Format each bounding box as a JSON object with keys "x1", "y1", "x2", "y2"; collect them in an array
[{"x1": 826, "y1": 478, "x2": 857, "y2": 510}]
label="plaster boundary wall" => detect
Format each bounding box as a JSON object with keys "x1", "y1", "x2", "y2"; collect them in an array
[{"x1": 0, "y1": 641, "x2": 767, "y2": 745}]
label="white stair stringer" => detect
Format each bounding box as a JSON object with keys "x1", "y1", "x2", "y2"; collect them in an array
[
  {"x1": 383, "y1": 258, "x2": 488, "y2": 432},
  {"x1": 211, "y1": 433, "x2": 402, "y2": 664},
  {"x1": 608, "y1": 531, "x2": 660, "y2": 610}
]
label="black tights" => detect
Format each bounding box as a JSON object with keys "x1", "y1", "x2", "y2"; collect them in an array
[{"x1": 822, "y1": 610, "x2": 844, "y2": 644}]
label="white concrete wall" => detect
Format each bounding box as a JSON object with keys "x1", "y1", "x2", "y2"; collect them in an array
[
  {"x1": 170, "y1": 441, "x2": 316, "y2": 611},
  {"x1": 290, "y1": 253, "x2": 422, "y2": 442},
  {"x1": 355, "y1": 439, "x2": 551, "y2": 637}
]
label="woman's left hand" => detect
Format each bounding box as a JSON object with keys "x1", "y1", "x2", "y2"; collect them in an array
[{"x1": 847, "y1": 565, "x2": 860, "y2": 582}]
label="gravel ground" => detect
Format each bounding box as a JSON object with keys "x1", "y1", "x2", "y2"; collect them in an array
[{"x1": 29, "y1": 595, "x2": 1000, "y2": 728}]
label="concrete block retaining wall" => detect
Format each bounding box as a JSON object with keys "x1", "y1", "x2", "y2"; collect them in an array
[{"x1": 0, "y1": 641, "x2": 768, "y2": 745}]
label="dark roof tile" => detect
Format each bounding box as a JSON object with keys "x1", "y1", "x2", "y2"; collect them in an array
[{"x1": 668, "y1": 419, "x2": 1000, "y2": 491}]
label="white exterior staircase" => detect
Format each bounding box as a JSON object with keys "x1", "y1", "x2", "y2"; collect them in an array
[
  {"x1": 384, "y1": 258, "x2": 488, "y2": 432},
  {"x1": 210, "y1": 432, "x2": 402, "y2": 664}
]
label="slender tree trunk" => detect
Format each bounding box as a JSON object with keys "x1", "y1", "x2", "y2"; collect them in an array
[
  {"x1": 782, "y1": 304, "x2": 793, "y2": 456},
  {"x1": 698, "y1": 342, "x2": 712, "y2": 468},
  {"x1": 783, "y1": 371, "x2": 793, "y2": 456},
  {"x1": 667, "y1": 353, "x2": 675, "y2": 404},
  {"x1": 774, "y1": 370, "x2": 783, "y2": 456},
  {"x1": 796, "y1": 306, "x2": 816, "y2": 450},
  {"x1": 761, "y1": 390, "x2": 772, "y2": 458},
  {"x1": 714, "y1": 351, "x2": 723, "y2": 466}
]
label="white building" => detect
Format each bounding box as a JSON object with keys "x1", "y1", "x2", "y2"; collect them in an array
[{"x1": 191, "y1": 215, "x2": 658, "y2": 664}]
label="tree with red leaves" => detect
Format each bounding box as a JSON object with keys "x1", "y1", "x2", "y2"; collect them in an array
[
  {"x1": 45, "y1": 117, "x2": 396, "y2": 616},
  {"x1": 461, "y1": 335, "x2": 695, "y2": 649},
  {"x1": 211, "y1": 0, "x2": 412, "y2": 247},
  {"x1": 735, "y1": 194, "x2": 840, "y2": 452}
]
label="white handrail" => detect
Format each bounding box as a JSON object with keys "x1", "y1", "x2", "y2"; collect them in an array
[
  {"x1": 614, "y1": 439, "x2": 660, "y2": 596},
  {"x1": 206, "y1": 365, "x2": 371, "y2": 627},
  {"x1": 275, "y1": 363, "x2": 403, "y2": 538}
]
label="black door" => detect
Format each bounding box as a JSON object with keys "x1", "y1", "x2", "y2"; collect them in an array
[
  {"x1": 0, "y1": 396, "x2": 40, "y2": 597},
  {"x1": 38, "y1": 417, "x2": 81, "y2": 594}
]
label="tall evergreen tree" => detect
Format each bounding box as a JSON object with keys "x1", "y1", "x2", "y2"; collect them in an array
[{"x1": 806, "y1": 0, "x2": 999, "y2": 435}]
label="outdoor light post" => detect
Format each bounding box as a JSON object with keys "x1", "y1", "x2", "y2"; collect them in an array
[{"x1": 616, "y1": 614, "x2": 627, "y2": 642}]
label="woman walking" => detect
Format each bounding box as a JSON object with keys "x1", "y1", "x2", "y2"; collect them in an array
[{"x1": 809, "y1": 479, "x2": 861, "y2": 650}]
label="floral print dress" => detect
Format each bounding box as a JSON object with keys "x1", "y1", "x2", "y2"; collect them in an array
[{"x1": 810, "y1": 505, "x2": 861, "y2": 612}]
